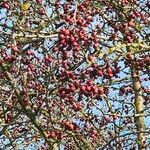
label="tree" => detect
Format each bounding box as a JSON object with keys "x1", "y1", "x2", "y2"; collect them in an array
[{"x1": 0, "y1": 0, "x2": 150, "y2": 149}]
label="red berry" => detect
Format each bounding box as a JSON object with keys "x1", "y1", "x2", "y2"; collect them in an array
[
  {"x1": 1, "y1": 2, "x2": 10, "y2": 9},
  {"x1": 80, "y1": 85, "x2": 86, "y2": 92},
  {"x1": 86, "y1": 85, "x2": 92, "y2": 92},
  {"x1": 36, "y1": 0, "x2": 42, "y2": 3},
  {"x1": 92, "y1": 86, "x2": 98, "y2": 94}
]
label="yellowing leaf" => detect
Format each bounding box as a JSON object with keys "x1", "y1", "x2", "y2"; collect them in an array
[
  {"x1": 108, "y1": 47, "x2": 116, "y2": 54},
  {"x1": 21, "y1": 2, "x2": 31, "y2": 12},
  {"x1": 98, "y1": 52, "x2": 105, "y2": 59}
]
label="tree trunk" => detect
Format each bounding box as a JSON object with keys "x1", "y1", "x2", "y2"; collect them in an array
[{"x1": 131, "y1": 61, "x2": 145, "y2": 149}]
